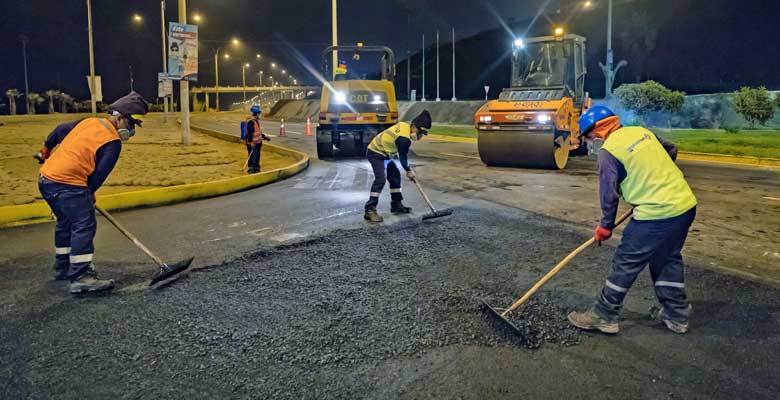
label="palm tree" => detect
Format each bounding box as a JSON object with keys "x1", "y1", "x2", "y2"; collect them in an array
[
  {"x1": 26, "y1": 92, "x2": 44, "y2": 114},
  {"x1": 45, "y1": 90, "x2": 61, "y2": 114},
  {"x1": 5, "y1": 89, "x2": 19, "y2": 115},
  {"x1": 60, "y1": 93, "x2": 74, "y2": 113}
]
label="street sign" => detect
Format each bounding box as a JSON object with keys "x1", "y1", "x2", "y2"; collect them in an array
[
  {"x1": 410, "y1": 89, "x2": 417, "y2": 102},
  {"x1": 168, "y1": 22, "x2": 198, "y2": 81},
  {"x1": 85, "y1": 75, "x2": 102, "y2": 102},
  {"x1": 158, "y1": 73, "x2": 173, "y2": 98},
  {"x1": 484, "y1": 85, "x2": 490, "y2": 100}
]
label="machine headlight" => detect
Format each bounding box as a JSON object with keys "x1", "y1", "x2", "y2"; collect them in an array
[
  {"x1": 373, "y1": 95, "x2": 382, "y2": 102},
  {"x1": 536, "y1": 114, "x2": 551, "y2": 123},
  {"x1": 334, "y1": 92, "x2": 347, "y2": 103},
  {"x1": 513, "y1": 39, "x2": 525, "y2": 49},
  {"x1": 479, "y1": 115, "x2": 492, "y2": 123}
]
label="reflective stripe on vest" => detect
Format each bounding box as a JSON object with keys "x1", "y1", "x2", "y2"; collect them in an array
[
  {"x1": 601, "y1": 126, "x2": 697, "y2": 220},
  {"x1": 368, "y1": 122, "x2": 411, "y2": 157},
  {"x1": 40, "y1": 118, "x2": 120, "y2": 187}
]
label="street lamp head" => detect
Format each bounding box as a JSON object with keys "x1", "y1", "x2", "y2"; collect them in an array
[
  {"x1": 584, "y1": 1, "x2": 593, "y2": 8},
  {"x1": 193, "y1": 13, "x2": 202, "y2": 22},
  {"x1": 256, "y1": 54, "x2": 261, "y2": 59},
  {"x1": 132, "y1": 14, "x2": 143, "y2": 23},
  {"x1": 245, "y1": 63, "x2": 250, "y2": 68},
  {"x1": 232, "y1": 38, "x2": 240, "y2": 46},
  {"x1": 224, "y1": 53, "x2": 230, "y2": 59},
  {"x1": 282, "y1": 70, "x2": 286, "y2": 75}
]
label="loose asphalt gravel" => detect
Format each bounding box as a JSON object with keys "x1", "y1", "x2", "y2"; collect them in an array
[{"x1": 2, "y1": 206, "x2": 779, "y2": 399}]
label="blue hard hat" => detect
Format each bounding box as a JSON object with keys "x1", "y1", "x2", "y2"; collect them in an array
[
  {"x1": 578, "y1": 105, "x2": 615, "y2": 136},
  {"x1": 250, "y1": 104, "x2": 261, "y2": 114}
]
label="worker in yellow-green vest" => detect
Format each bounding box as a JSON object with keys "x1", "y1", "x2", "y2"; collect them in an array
[
  {"x1": 364, "y1": 110, "x2": 432, "y2": 223},
  {"x1": 568, "y1": 106, "x2": 698, "y2": 335}
]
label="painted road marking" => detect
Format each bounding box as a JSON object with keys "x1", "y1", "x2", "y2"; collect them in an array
[
  {"x1": 441, "y1": 152, "x2": 481, "y2": 160},
  {"x1": 764, "y1": 197, "x2": 780, "y2": 202}
]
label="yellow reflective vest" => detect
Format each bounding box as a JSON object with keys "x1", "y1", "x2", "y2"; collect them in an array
[
  {"x1": 368, "y1": 122, "x2": 412, "y2": 157},
  {"x1": 601, "y1": 126, "x2": 697, "y2": 220}
]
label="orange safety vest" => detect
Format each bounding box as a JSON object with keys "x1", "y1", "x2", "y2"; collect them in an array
[
  {"x1": 40, "y1": 118, "x2": 120, "y2": 187},
  {"x1": 246, "y1": 119, "x2": 263, "y2": 145}
]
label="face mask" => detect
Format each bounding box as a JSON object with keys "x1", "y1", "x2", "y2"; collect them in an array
[{"x1": 118, "y1": 128, "x2": 135, "y2": 142}]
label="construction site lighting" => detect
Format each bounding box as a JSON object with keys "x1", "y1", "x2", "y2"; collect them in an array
[{"x1": 513, "y1": 38, "x2": 525, "y2": 48}]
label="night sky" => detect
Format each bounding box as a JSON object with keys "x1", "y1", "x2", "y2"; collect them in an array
[{"x1": 1, "y1": 0, "x2": 779, "y2": 107}]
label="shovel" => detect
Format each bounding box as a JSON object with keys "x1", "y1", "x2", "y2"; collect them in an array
[
  {"x1": 96, "y1": 205, "x2": 193, "y2": 286},
  {"x1": 482, "y1": 207, "x2": 634, "y2": 338},
  {"x1": 409, "y1": 167, "x2": 453, "y2": 221}
]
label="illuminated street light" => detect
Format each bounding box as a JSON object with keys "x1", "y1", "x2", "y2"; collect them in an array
[
  {"x1": 584, "y1": 1, "x2": 593, "y2": 8},
  {"x1": 132, "y1": 14, "x2": 143, "y2": 23},
  {"x1": 513, "y1": 38, "x2": 525, "y2": 48},
  {"x1": 193, "y1": 13, "x2": 202, "y2": 22},
  {"x1": 232, "y1": 38, "x2": 240, "y2": 45},
  {"x1": 554, "y1": 27, "x2": 565, "y2": 36},
  {"x1": 281, "y1": 70, "x2": 287, "y2": 75},
  {"x1": 245, "y1": 63, "x2": 250, "y2": 68},
  {"x1": 256, "y1": 53, "x2": 261, "y2": 59},
  {"x1": 224, "y1": 53, "x2": 230, "y2": 59},
  {"x1": 271, "y1": 62, "x2": 277, "y2": 68}
]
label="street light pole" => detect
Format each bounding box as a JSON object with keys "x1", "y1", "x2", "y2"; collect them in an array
[
  {"x1": 451, "y1": 27, "x2": 456, "y2": 101},
  {"x1": 214, "y1": 49, "x2": 221, "y2": 111},
  {"x1": 242, "y1": 64, "x2": 247, "y2": 102},
  {"x1": 332, "y1": 0, "x2": 338, "y2": 80},
  {"x1": 178, "y1": 0, "x2": 191, "y2": 145},
  {"x1": 86, "y1": 0, "x2": 97, "y2": 116},
  {"x1": 161, "y1": 0, "x2": 169, "y2": 122},
  {"x1": 436, "y1": 30, "x2": 440, "y2": 102},
  {"x1": 20, "y1": 36, "x2": 30, "y2": 114},
  {"x1": 421, "y1": 34, "x2": 426, "y2": 102}
]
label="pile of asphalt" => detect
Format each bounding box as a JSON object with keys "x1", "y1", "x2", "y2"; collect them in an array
[
  {"x1": 0, "y1": 207, "x2": 606, "y2": 399},
  {"x1": 484, "y1": 293, "x2": 583, "y2": 349}
]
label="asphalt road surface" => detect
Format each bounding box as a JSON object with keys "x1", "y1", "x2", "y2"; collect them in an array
[{"x1": 1, "y1": 113, "x2": 778, "y2": 399}]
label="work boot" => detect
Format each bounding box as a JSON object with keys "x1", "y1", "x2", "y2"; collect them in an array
[
  {"x1": 390, "y1": 202, "x2": 412, "y2": 214},
  {"x1": 53, "y1": 261, "x2": 70, "y2": 281},
  {"x1": 69, "y1": 265, "x2": 115, "y2": 294},
  {"x1": 649, "y1": 305, "x2": 691, "y2": 334},
  {"x1": 567, "y1": 308, "x2": 619, "y2": 334},
  {"x1": 364, "y1": 208, "x2": 384, "y2": 223}
]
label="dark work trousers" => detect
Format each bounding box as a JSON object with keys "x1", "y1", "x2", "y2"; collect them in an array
[
  {"x1": 365, "y1": 150, "x2": 402, "y2": 210},
  {"x1": 246, "y1": 143, "x2": 262, "y2": 173},
  {"x1": 594, "y1": 206, "x2": 697, "y2": 323},
  {"x1": 38, "y1": 176, "x2": 97, "y2": 280}
]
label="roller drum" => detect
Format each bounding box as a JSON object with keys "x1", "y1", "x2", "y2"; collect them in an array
[{"x1": 478, "y1": 130, "x2": 570, "y2": 170}]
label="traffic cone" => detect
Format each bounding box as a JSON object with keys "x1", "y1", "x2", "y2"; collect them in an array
[
  {"x1": 279, "y1": 119, "x2": 286, "y2": 137},
  {"x1": 305, "y1": 117, "x2": 312, "y2": 136}
]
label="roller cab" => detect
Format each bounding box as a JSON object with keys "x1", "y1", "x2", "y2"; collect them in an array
[{"x1": 476, "y1": 32, "x2": 591, "y2": 169}]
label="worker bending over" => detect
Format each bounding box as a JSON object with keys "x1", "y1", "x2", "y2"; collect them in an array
[
  {"x1": 364, "y1": 110, "x2": 431, "y2": 223},
  {"x1": 37, "y1": 92, "x2": 149, "y2": 295},
  {"x1": 568, "y1": 106, "x2": 698, "y2": 334}
]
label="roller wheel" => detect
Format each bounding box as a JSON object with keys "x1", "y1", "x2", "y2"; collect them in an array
[{"x1": 478, "y1": 130, "x2": 569, "y2": 170}]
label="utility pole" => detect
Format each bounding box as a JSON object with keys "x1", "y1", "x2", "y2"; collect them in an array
[
  {"x1": 214, "y1": 50, "x2": 220, "y2": 111},
  {"x1": 435, "y1": 30, "x2": 440, "y2": 102},
  {"x1": 242, "y1": 64, "x2": 247, "y2": 102},
  {"x1": 332, "y1": 0, "x2": 338, "y2": 80},
  {"x1": 161, "y1": 0, "x2": 169, "y2": 122},
  {"x1": 406, "y1": 14, "x2": 411, "y2": 100},
  {"x1": 421, "y1": 34, "x2": 426, "y2": 102},
  {"x1": 129, "y1": 65, "x2": 134, "y2": 91},
  {"x1": 178, "y1": 0, "x2": 190, "y2": 145},
  {"x1": 599, "y1": 0, "x2": 626, "y2": 98},
  {"x1": 86, "y1": 0, "x2": 97, "y2": 116},
  {"x1": 451, "y1": 28, "x2": 456, "y2": 101},
  {"x1": 20, "y1": 35, "x2": 30, "y2": 114}
]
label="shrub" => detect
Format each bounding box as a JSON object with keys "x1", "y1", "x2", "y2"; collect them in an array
[
  {"x1": 614, "y1": 81, "x2": 685, "y2": 125},
  {"x1": 733, "y1": 86, "x2": 774, "y2": 129},
  {"x1": 722, "y1": 126, "x2": 740, "y2": 134}
]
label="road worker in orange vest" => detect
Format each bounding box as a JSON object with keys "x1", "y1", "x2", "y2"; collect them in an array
[{"x1": 38, "y1": 91, "x2": 149, "y2": 295}]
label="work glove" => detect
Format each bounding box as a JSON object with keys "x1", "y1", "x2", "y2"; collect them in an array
[
  {"x1": 34, "y1": 146, "x2": 51, "y2": 164},
  {"x1": 406, "y1": 169, "x2": 416, "y2": 181},
  {"x1": 594, "y1": 226, "x2": 612, "y2": 244},
  {"x1": 263, "y1": 134, "x2": 271, "y2": 142}
]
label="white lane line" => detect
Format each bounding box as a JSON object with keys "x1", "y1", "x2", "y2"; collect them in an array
[
  {"x1": 764, "y1": 196, "x2": 780, "y2": 202},
  {"x1": 328, "y1": 170, "x2": 342, "y2": 189},
  {"x1": 441, "y1": 152, "x2": 481, "y2": 160},
  {"x1": 248, "y1": 227, "x2": 273, "y2": 236}
]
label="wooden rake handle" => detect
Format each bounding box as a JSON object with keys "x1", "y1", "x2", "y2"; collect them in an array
[
  {"x1": 95, "y1": 205, "x2": 167, "y2": 268},
  {"x1": 500, "y1": 207, "x2": 634, "y2": 317}
]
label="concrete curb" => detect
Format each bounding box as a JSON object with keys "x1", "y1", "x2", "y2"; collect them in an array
[
  {"x1": 426, "y1": 134, "x2": 780, "y2": 168},
  {"x1": 677, "y1": 151, "x2": 780, "y2": 168},
  {"x1": 0, "y1": 121, "x2": 310, "y2": 228}
]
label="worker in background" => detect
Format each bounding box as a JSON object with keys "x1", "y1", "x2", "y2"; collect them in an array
[
  {"x1": 245, "y1": 104, "x2": 270, "y2": 174},
  {"x1": 567, "y1": 106, "x2": 698, "y2": 334},
  {"x1": 37, "y1": 92, "x2": 149, "y2": 295},
  {"x1": 364, "y1": 110, "x2": 432, "y2": 223}
]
